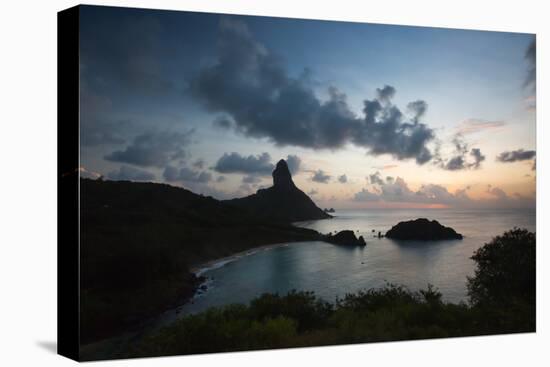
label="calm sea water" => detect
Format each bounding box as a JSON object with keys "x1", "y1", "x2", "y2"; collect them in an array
[{"x1": 156, "y1": 208, "x2": 535, "y2": 327}]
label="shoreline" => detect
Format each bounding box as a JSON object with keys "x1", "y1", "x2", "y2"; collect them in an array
[
  {"x1": 80, "y1": 240, "x2": 318, "y2": 359},
  {"x1": 190, "y1": 241, "x2": 298, "y2": 277}
]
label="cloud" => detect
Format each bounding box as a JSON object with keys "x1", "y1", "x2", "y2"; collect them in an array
[
  {"x1": 376, "y1": 85, "x2": 396, "y2": 102},
  {"x1": 436, "y1": 134, "x2": 485, "y2": 171},
  {"x1": 524, "y1": 39, "x2": 536, "y2": 91},
  {"x1": 444, "y1": 156, "x2": 466, "y2": 171},
  {"x1": 407, "y1": 100, "x2": 427, "y2": 123},
  {"x1": 78, "y1": 166, "x2": 103, "y2": 180},
  {"x1": 352, "y1": 95, "x2": 434, "y2": 164},
  {"x1": 353, "y1": 176, "x2": 534, "y2": 208},
  {"x1": 213, "y1": 152, "x2": 274, "y2": 175},
  {"x1": 356, "y1": 176, "x2": 466, "y2": 204},
  {"x1": 213, "y1": 116, "x2": 233, "y2": 129},
  {"x1": 307, "y1": 189, "x2": 319, "y2": 196},
  {"x1": 487, "y1": 185, "x2": 507, "y2": 200},
  {"x1": 338, "y1": 174, "x2": 348, "y2": 183},
  {"x1": 192, "y1": 159, "x2": 205, "y2": 169},
  {"x1": 105, "y1": 130, "x2": 193, "y2": 167},
  {"x1": 312, "y1": 170, "x2": 331, "y2": 183},
  {"x1": 469, "y1": 148, "x2": 485, "y2": 169},
  {"x1": 354, "y1": 188, "x2": 381, "y2": 202},
  {"x1": 107, "y1": 165, "x2": 155, "y2": 181},
  {"x1": 369, "y1": 171, "x2": 385, "y2": 186},
  {"x1": 496, "y1": 149, "x2": 536, "y2": 163},
  {"x1": 372, "y1": 164, "x2": 399, "y2": 170},
  {"x1": 455, "y1": 118, "x2": 506, "y2": 135},
  {"x1": 163, "y1": 165, "x2": 212, "y2": 183},
  {"x1": 286, "y1": 154, "x2": 302, "y2": 175},
  {"x1": 242, "y1": 175, "x2": 262, "y2": 184},
  {"x1": 441, "y1": 149, "x2": 484, "y2": 170},
  {"x1": 191, "y1": 18, "x2": 435, "y2": 164},
  {"x1": 216, "y1": 175, "x2": 226, "y2": 182}
]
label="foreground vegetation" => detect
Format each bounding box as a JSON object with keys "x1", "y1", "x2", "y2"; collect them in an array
[{"x1": 122, "y1": 228, "x2": 535, "y2": 359}]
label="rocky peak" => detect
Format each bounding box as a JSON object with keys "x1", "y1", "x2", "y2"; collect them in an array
[{"x1": 272, "y1": 159, "x2": 295, "y2": 189}]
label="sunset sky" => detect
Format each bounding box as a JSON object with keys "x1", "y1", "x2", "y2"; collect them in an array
[{"x1": 79, "y1": 5, "x2": 536, "y2": 209}]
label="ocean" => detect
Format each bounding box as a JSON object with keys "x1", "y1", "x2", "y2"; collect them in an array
[{"x1": 156, "y1": 208, "x2": 535, "y2": 326}]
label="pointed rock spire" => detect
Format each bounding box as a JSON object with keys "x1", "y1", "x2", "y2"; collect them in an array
[
  {"x1": 225, "y1": 157, "x2": 331, "y2": 222},
  {"x1": 272, "y1": 159, "x2": 295, "y2": 189}
]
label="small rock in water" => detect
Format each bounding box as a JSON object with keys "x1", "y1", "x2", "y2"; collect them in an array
[{"x1": 324, "y1": 230, "x2": 366, "y2": 246}]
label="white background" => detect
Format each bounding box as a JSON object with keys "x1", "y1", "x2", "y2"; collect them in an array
[{"x1": 0, "y1": 0, "x2": 548, "y2": 365}]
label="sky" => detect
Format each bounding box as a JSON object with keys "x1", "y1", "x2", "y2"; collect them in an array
[{"x1": 79, "y1": 5, "x2": 536, "y2": 209}]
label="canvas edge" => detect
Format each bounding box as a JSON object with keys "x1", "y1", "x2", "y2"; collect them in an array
[{"x1": 57, "y1": 4, "x2": 80, "y2": 362}]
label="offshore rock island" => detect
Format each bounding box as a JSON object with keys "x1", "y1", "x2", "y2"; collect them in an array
[{"x1": 385, "y1": 218, "x2": 463, "y2": 240}]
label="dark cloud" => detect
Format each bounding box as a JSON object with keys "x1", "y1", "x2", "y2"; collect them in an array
[
  {"x1": 191, "y1": 18, "x2": 435, "y2": 164},
  {"x1": 213, "y1": 152, "x2": 274, "y2": 175},
  {"x1": 105, "y1": 130, "x2": 193, "y2": 167},
  {"x1": 369, "y1": 171, "x2": 385, "y2": 186},
  {"x1": 338, "y1": 174, "x2": 348, "y2": 183},
  {"x1": 469, "y1": 148, "x2": 485, "y2": 169},
  {"x1": 193, "y1": 159, "x2": 205, "y2": 169},
  {"x1": 163, "y1": 165, "x2": 212, "y2": 183},
  {"x1": 524, "y1": 39, "x2": 536, "y2": 91},
  {"x1": 107, "y1": 165, "x2": 155, "y2": 181},
  {"x1": 437, "y1": 135, "x2": 485, "y2": 171},
  {"x1": 312, "y1": 170, "x2": 331, "y2": 184},
  {"x1": 286, "y1": 155, "x2": 302, "y2": 175},
  {"x1": 407, "y1": 100, "x2": 428, "y2": 123},
  {"x1": 216, "y1": 175, "x2": 226, "y2": 182},
  {"x1": 376, "y1": 85, "x2": 396, "y2": 102},
  {"x1": 444, "y1": 156, "x2": 466, "y2": 171},
  {"x1": 353, "y1": 97, "x2": 435, "y2": 164},
  {"x1": 496, "y1": 149, "x2": 536, "y2": 163},
  {"x1": 213, "y1": 116, "x2": 233, "y2": 129}
]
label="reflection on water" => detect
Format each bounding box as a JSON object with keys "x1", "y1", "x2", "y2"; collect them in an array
[{"x1": 155, "y1": 208, "x2": 535, "y2": 327}]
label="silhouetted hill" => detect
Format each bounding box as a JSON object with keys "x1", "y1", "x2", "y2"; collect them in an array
[
  {"x1": 80, "y1": 178, "x2": 322, "y2": 343},
  {"x1": 225, "y1": 159, "x2": 332, "y2": 222}
]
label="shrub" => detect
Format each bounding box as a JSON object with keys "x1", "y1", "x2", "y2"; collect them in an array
[{"x1": 467, "y1": 228, "x2": 535, "y2": 307}]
